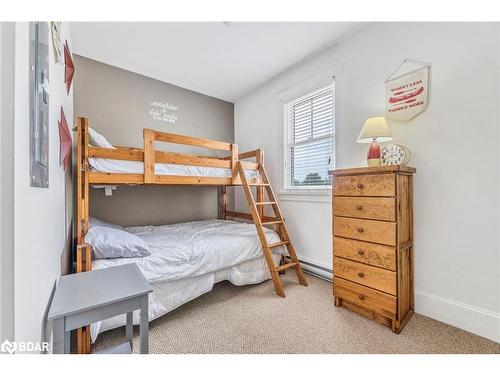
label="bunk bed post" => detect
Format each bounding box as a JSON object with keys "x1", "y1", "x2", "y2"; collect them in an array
[
  {"x1": 230, "y1": 143, "x2": 239, "y2": 184},
  {"x1": 218, "y1": 186, "x2": 227, "y2": 220},
  {"x1": 144, "y1": 129, "x2": 156, "y2": 183},
  {"x1": 75, "y1": 116, "x2": 91, "y2": 354}
]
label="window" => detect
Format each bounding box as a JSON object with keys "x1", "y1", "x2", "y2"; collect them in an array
[{"x1": 283, "y1": 82, "x2": 335, "y2": 191}]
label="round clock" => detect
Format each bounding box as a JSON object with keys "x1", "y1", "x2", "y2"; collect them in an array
[{"x1": 381, "y1": 143, "x2": 411, "y2": 166}]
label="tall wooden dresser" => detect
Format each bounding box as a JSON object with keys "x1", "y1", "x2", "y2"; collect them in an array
[{"x1": 332, "y1": 165, "x2": 416, "y2": 333}]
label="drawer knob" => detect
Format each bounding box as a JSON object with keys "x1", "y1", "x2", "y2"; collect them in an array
[
  {"x1": 356, "y1": 183, "x2": 364, "y2": 189},
  {"x1": 358, "y1": 272, "x2": 365, "y2": 278},
  {"x1": 358, "y1": 295, "x2": 365, "y2": 301},
  {"x1": 356, "y1": 205, "x2": 363, "y2": 211},
  {"x1": 357, "y1": 249, "x2": 365, "y2": 256},
  {"x1": 357, "y1": 227, "x2": 364, "y2": 233}
]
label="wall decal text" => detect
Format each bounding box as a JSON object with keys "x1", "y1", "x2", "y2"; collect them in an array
[{"x1": 149, "y1": 101, "x2": 179, "y2": 123}]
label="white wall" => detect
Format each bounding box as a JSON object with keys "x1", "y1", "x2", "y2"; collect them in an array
[
  {"x1": 13, "y1": 22, "x2": 73, "y2": 351},
  {"x1": 235, "y1": 22, "x2": 500, "y2": 342},
  {"x1": 0, "y1": 22, "x2": 16, "y2": 343}
]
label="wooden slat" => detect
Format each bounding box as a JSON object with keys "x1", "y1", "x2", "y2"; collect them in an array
[
  {"x1": 224, "y1": 210, "x2": 276, "y2": 222},
  {"x1": 223, "y1": 149, "x2": 260, "y2": 160},
  {"x1": 156, "y1": 152, "x2": 230, "y2": 168},
  {"x1": 275, "y1": 262, "x2": 298, "y2": 272},
  {"x1": 219, "y1": 186, "x2": 227, "y2": 220},
  {"x1": 240, "y1": 161, "x2": 259, "y2": 170},
  {"x1": 231, "y1": 143, "x2": 238, "y2": 184},
  {"x1": 89, "y1": 172, "x2": 145, "y2": 184},
  {"x1": 144, "y1": 129, "x2": 155, "y2": 183},
  {"x1": 269, "y1": 240, "x2": 290, "y2": 248},
  {"x1": 154, "y1": 129, "x2": 232, "y2": 151},
  {"x1": 256, "y1": 149, "x2": 264, "y2": 219},
  {"x1": 83, "y1": 119, "x2": 89, "y2": 238},
  {"x1": 88, "y1": 147, "x2": 143, "y2": 161},
  {"x1": 239, "y1": 149, "x2": 260, "y2": 160},
  {"x1": 88, "y1": 147, "x2": 257, "y2": 170},
  {"x1": 262, "y1": 220, "x2": 283, "y2": 225},
  {"x1": 88, "y1": 172, "x2": 234, "y2": 186},
  {"x1": 76, "y1": 118, "x2": 83, "y2": 249},
  {"x1": 155, "y1": 175, "x2": 232, "y2": 185}
]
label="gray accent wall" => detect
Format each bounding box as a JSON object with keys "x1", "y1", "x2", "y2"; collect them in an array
[{"x1": 73, "y1": 55, "x2": 234, "y2": 226}]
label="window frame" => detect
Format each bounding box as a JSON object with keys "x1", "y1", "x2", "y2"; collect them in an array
[{"x1": 282, "y1": 82, "x2": 335, "y2": 194}]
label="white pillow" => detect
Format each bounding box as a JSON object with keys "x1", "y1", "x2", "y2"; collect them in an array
[
  {"x1": 85, "y1": 226, "x2": 151, "y2": 259},
  {"x1": 89, "y1": 217, "x2": 122, "y2": 230},
  {"x1": 88, "y1": 127, "x2": 115, "y2": 149}
]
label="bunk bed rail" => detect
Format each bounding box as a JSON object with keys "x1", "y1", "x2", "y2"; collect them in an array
[{"x1": 85, "y1": 127, "x2": 260, "y2": 185}]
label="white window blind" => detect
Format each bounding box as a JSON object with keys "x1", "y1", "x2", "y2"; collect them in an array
[{"x1": 283, "y1": 82, "x2": 335, "y2": 190}]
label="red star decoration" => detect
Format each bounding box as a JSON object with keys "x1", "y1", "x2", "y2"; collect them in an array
[
  {"x1": 64, "y1": 40, "x2": 74, "y2": 94},
  {"x1": 58, "y1": 107, "x2": 72, "y2": 169}
]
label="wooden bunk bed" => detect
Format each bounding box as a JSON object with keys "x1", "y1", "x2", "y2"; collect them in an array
[{"x1": 74, "y1": 117, "x2": 307, "y2": 353}]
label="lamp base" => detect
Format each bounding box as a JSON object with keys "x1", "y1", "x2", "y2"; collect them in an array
[{"x1": 367, "y1": 139, "x2": 381, "y2": 167}]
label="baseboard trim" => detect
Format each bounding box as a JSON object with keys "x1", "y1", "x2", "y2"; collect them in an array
[
  {"x1": 415, "y1": 290, "x2": 500, "y2": 343},
  {"x1": 292, "y1": 257, "x2": 500, "y2": 343},
  {"x1": 287, "y1": 256, "x2": 333, "y2": 281}
]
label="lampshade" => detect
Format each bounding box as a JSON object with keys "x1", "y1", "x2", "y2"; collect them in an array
[{"x1": 357, "y1": 117, "x2": 393, "y2": 144}]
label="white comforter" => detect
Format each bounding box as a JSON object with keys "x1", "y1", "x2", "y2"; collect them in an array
[
  {"x1": 90, "y1": 219, "x2": 286, "y2": 342},
  {"x1": 92, "y1": 219, "x2": 286, "y2": 283}
]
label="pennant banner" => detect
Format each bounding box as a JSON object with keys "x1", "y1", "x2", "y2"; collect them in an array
[
  {"x1": 58, "y1": 107, "x2": 72, "y2": 169},
  {"x1": 385, "y1": 59, "x2": 430, "y2": 122},
  {"x1": 64, "y1": 40, "x2": 75, "y2": 94}
]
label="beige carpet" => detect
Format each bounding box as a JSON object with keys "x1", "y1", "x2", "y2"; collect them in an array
[{"x1": 92, "y1": 273, "x2": 500, "y2": 354}]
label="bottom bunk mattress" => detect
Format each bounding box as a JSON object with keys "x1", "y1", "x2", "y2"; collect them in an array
[{"x1": 90, "y1": 219, "x2": 287, "y2": 342}]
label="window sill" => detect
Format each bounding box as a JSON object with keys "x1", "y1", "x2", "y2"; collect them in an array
[{"x1": 279, "y1": 190, "x2": 332, "y2": 203}]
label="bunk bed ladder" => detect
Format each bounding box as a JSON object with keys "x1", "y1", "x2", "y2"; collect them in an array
[{"x1": 236, "y1": 162, "x2": 308, "y2": 298}]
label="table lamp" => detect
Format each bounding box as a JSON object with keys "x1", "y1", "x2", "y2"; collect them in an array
[{"x1": 357, "y1": 117, "x2": 393, "y2": 166}]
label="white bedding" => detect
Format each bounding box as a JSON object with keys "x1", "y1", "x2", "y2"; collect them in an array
[
  {"x1": 89, "y1": 157, "x2": 260, "y2": 179},
  {"x1": 91, "y1": 219, "x2": 287, "y2": 342}
]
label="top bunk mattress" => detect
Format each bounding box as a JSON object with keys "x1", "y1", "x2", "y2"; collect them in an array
[
  {"x1": 89, "y1": 157, "x2": 260, "y2": 179},
  {"x1": 91, "y1": 219, "x2": 286, "y2": 284}
]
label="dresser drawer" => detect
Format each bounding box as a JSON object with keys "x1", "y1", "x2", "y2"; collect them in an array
[
  {"x1": 333, "y1": 196, "x2": 396, "y2": 221},
  {"x1": 334, "y1": 237, "x2": 396, "y2": 271},
  {"x1": 333, "y1": 217, "x2": 396, "y2": 246},
  {"x1": 333, "y1": 174, "x2": 395, "y2": 197},
  {"x1": 334, "y1": 277, "x2": 396, "y2": 318},
  {"x1": 334, "y1": 257, "x2": 396, "y2": 295}
]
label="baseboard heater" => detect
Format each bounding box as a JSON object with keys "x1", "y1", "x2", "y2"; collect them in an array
[{"x1": 284, "y1": 256, "x2": 332, "y2": 282}]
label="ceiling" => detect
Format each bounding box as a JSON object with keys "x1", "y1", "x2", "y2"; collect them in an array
[{"x1": 71, "y1": 22, "x2": 364, "y2": 102}]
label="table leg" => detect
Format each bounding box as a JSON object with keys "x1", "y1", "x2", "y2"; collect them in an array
[
  {"x1": 126, "y1": 311, "x2": 133, "y2": 350},
  {"x1": 65, "y1": 329, "x2": 71, "y2": 354},
  {"x1": 139, "y1": 295, "x2": 149, "y2": 354},
  {"x1": 52, "y1": 318, "x2": 65, "y2": 354}
]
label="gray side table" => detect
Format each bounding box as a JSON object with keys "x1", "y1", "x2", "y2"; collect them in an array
[{"x1": 48, "y1": 263, "x2": 153, "y2": 354}]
